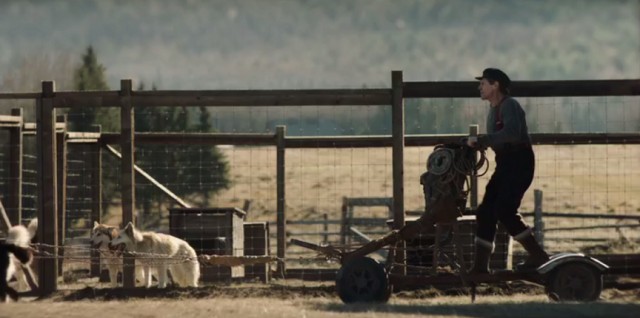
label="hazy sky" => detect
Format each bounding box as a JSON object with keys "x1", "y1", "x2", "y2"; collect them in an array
[{"x1": 0, "y1": 0, "x2": 638, "y2": 91}]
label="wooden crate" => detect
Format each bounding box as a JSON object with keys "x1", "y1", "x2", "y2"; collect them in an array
[
  {"x1": 169, "y1": 207, "x2": 246, "y2": 282},
  {"x1": 243, "y1": 222, "x2": 270, "y2": 282}
]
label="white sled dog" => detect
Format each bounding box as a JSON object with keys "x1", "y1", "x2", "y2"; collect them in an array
[
  {"x1": 5, "y1": 218, "x2": 37, "y2": 292},
  {"x1": 90, "y1": 222, "x2": 153, "y2": 287},
  {"x1": 110, "y1": 222, "x2": 200, "y2": 288}
]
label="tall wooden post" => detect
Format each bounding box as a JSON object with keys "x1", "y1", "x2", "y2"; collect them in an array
[
  {"x1": 120, "y1": 79, "x2": 136, "y2": 288},
  {"x1": 8, "y1": 108, "x2": 23, "y2": 226},
  {"x1": 391, "y1": 70, "x2": 405, "y2": 273},
  {"x1": 36, "y1": 81, "x2": 58, "y2": 295},
  {"x1": 90, "y1": 126, "x2": 103, "y2": 277},
  {"x1": 534, "y1": 189, "x2": 545, "y2": 249},
  {"x1": 469, "y1": 124, "x2": 479, "y2": 209},
  {"x1": 322, "y1": 213, "x2": 329, "y2": 245},
  {"x1": 56, "y1": 114, "x2": 67, "y2": 276},
  {"x1": 276, "y1": 125, "x2": 286, "y2": 277}
]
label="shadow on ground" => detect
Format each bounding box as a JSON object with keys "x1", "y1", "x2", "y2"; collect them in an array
[
  {"x1": 315, "y1": 301, "x2": 640, "y2": 318},
  {"x1": 45, "y1": 280, "x2": 542, "y2": 302}
]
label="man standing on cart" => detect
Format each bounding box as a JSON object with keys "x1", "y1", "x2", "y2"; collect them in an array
[{"x1": 467, "y1": 68, "x2": 550, "y2": 273}]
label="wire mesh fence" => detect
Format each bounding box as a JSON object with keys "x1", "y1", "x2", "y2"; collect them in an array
[{"x1": 0, "y1": 80, "x2": 639, "y2": 293}]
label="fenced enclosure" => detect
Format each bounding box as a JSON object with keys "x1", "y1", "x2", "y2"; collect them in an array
[{"x1": 0, "y1": 72, "x2": 639, "y2": 296}]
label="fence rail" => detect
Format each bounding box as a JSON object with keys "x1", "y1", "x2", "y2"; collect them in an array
[
  {"x1": 403, "y1": 79, "x2": 640, "y2": 98},
  {"x1": 522, "y1": 212, "x2": 640, "y2": 221}
]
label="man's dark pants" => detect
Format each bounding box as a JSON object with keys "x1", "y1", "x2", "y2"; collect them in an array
[{"x1": 476, "y1": 146, "x2": 535, "y2": 243}]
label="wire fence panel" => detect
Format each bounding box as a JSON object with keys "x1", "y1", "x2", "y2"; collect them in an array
[{"x1": 0, "y1": 84, "x2": 639, "y2": 292}]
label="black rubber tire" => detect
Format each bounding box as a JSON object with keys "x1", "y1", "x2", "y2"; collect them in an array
[
  {"x1": 336, "y1": 257, "x2": 391, "y2": 303},
  {"x1": 547, "y1": 262, "x2": 603, "y2": 302}
]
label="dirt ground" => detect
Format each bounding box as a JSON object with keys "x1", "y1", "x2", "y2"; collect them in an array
[{"x1": 2, "y1": 278, "x2": 640, "y2": 318}]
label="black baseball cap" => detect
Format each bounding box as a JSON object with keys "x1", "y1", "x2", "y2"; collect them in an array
[{"x1": 475, "y1": 68, "x2": 511, "y2": 88}]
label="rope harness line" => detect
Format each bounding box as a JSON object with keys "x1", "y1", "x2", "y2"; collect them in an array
[{"x1": 30, "y1": 243, "x2": 281, "y2": 268}]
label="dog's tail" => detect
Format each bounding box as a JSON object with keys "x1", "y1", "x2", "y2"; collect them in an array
[
  {"x1": 1, "y1": 243, "x2": 32, "y2": 264},
  {"x1": 27, "y1": 217, "x2": 38, "y2": 242}
]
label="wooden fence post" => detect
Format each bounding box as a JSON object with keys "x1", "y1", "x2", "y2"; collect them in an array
[
  {"x1": 8, "y1": 108, "x2": 23, "y2": 226},
  {"x1": 534, "y1": 189, "x2": 545, "y2": 249},
  {"x1": 322, "y1": 213, "x2": 328, "y2": 244},
  {"x1": 340, "y1": 197, "x2": 348, "y2": 249},
  {"x1": 36, "y1": 81, "x2": 58, "y2": 296},
  {"x1": 90, "y1": 126, "x2": 103, "y2": 278},
  {"x1": 391, "y1": 70, "x2": 405, "y2": 274},
  {"x1": 120, "y1": 79, "x2": 136, "y2": 288},
  {"x1": 469, "y1": 124, "x2": 479, "y2": 209},
  {"x1": 276, "y1": 125, "x2": 286, "y2": 277},
  {"x1": 56, "y1": 114, "x2": 67, "y2": 276}
]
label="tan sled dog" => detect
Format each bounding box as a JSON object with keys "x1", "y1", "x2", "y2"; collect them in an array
[
  {"x1": 90, "y1": 222, "x2": 149, "y2": 287},
  {"x1": 111, "y1": 222, "x2": 200, "y2": 288}
]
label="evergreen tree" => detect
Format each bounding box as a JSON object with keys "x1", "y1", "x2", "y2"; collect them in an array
[
  {"x1": 68, "y1": 46, "x2": 110, "y2": 132},
  {"x1": 67, "y1": 46, "x2": 123, "y2": 221},
  {"x1": 74, "y1": 46, "x2": 108, "y2": 91},
  {"x1": 68, "y1": 46, "x2": 121, "y2": 132}
]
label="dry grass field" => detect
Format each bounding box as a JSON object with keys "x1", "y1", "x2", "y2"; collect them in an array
[
  {"x1": 204, "y1": 145, "x2": 640, "y2": 254},
  {"x1": 212, "y1": 144, "x2": 640, "y2": 219}
]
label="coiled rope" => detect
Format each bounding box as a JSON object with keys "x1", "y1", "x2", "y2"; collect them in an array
[{"x1": 425, "y1": 144, "x2": 489, "y2": 196}]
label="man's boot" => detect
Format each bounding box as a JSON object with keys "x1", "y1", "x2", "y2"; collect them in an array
[
  {"x1": 515, "y1": 229, "x2": 550, "y2": 271},
  {"x1": 468, "y1": 237, "x2": 494, "y2": 274}
]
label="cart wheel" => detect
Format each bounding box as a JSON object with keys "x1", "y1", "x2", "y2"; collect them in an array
[
  {"x1": 547, "y1": 262, "x2": 603, "y2": 302},
  {"x1": 336, "y1": 257, "x2": 390, "y2": 303}
]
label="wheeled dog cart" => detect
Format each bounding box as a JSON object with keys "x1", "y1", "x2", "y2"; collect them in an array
[
  {"x1": 333, "y1": 252, "x2": 608, "y2": 303},
  {"x1": 291, "y1": 142, "x2": 609, "y2": 303}
]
